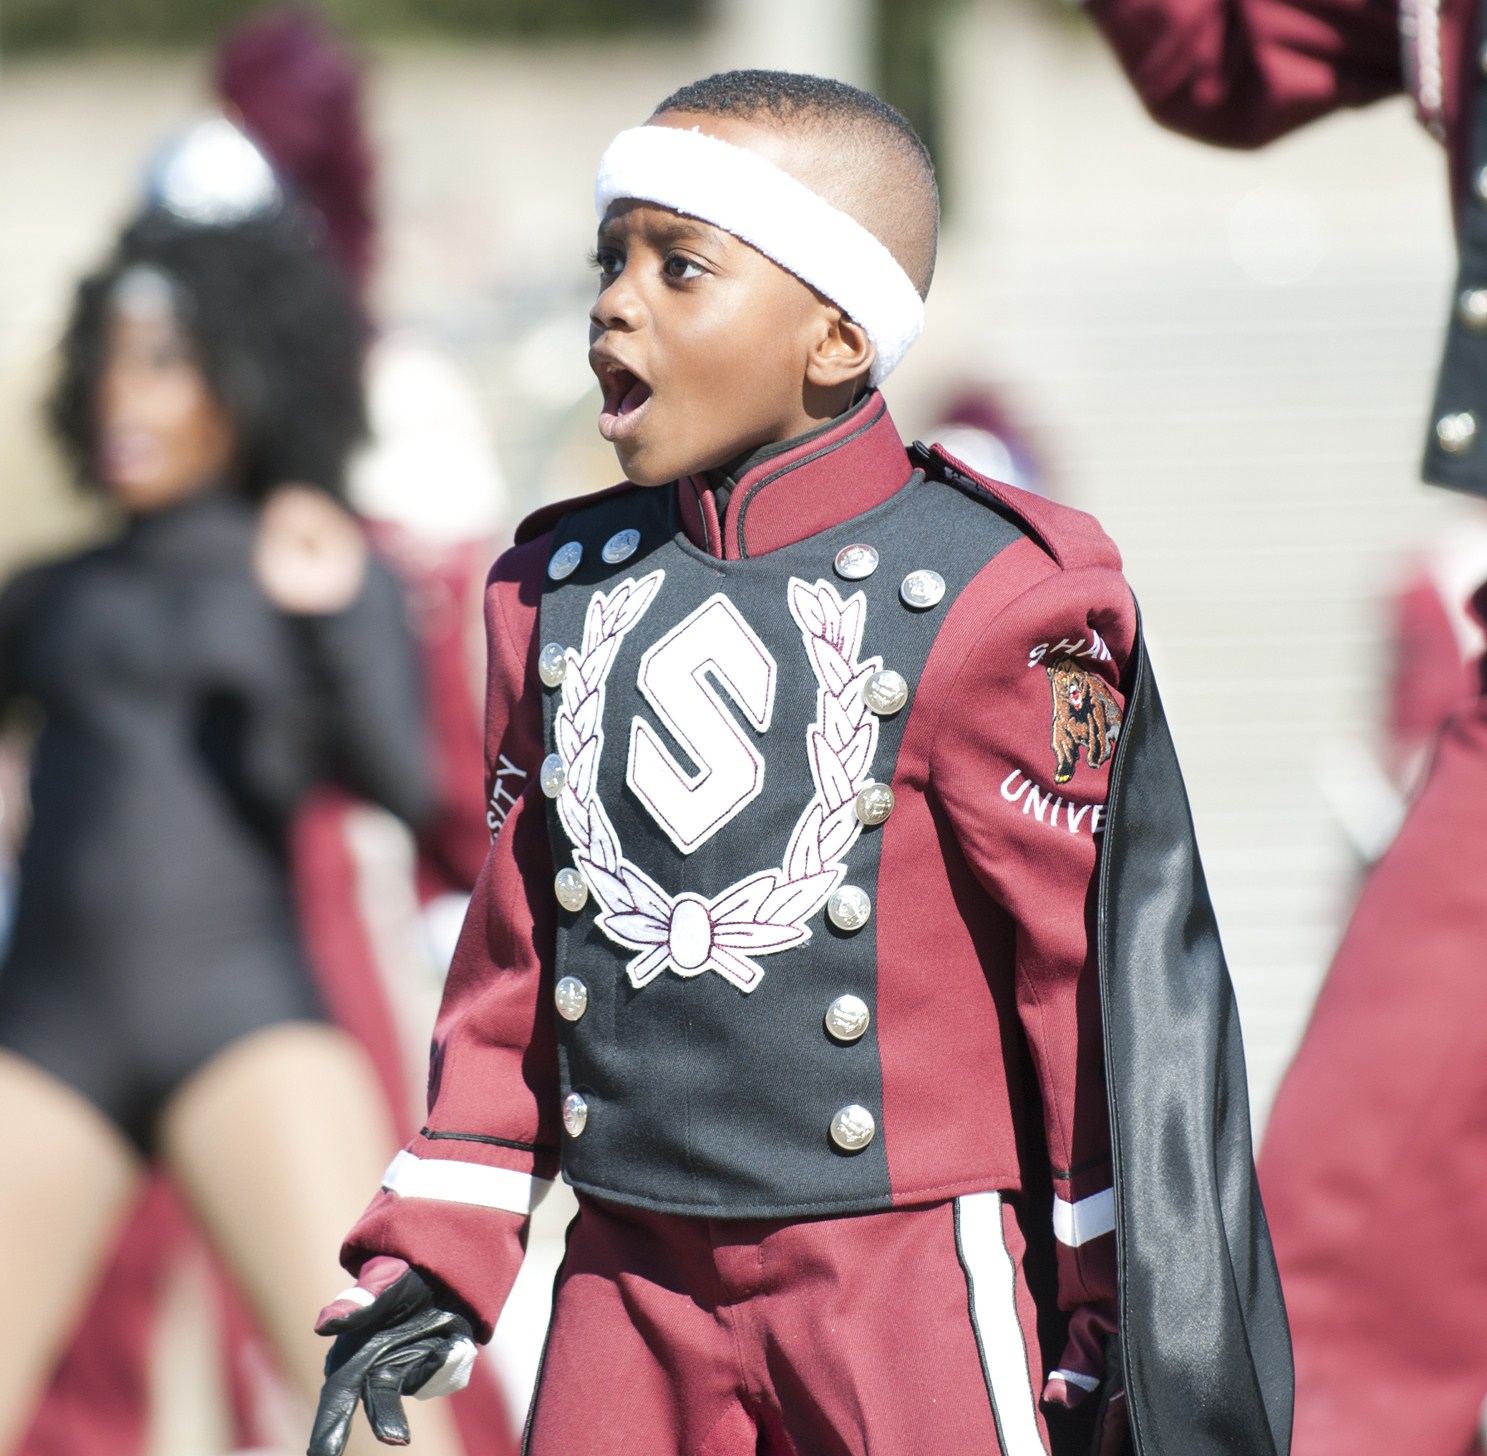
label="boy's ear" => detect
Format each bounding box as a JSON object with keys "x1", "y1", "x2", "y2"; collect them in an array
[{"x1": 805, "y1": 310, "x2": 876, "y2": 390}]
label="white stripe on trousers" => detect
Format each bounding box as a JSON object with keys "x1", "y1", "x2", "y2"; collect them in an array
[{"x1": 955, "y1": 1190, "x2": 1050, "y2": 1456}]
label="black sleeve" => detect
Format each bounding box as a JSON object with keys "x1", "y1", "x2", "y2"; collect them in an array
[
  {"x1": 1096, "y1": 622, "x2": 1293, "y2": 1455},
  {"x1": 0, "y1": 565, "x2": 50, "y2": 725},
  {"x1": 291, "y1": 556, "x2": 438, "y2": 829}
]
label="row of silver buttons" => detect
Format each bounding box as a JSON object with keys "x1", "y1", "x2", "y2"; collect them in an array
[
  {"x1": 558, "y1": 1089, "x2": 878, "y2": 1148},
  {"x1": 547, "y1": 531, "x2": 947, "y2": 619}
]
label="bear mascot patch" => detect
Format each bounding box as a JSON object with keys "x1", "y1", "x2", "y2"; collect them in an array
[{"x1": 1046, "y1": 655, "x2": 1122, "y2": 783}]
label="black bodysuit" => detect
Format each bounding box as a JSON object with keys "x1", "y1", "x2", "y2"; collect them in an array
[{"x1": 0, "y1": 492, "x2": 434, "y2": 1149}]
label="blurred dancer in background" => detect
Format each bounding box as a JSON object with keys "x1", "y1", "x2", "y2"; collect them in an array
[
  {"x1": 1087, "y1": 6, "x2": 1487, "y2": 1451},
  {"x1": 12, "y1": 11, "x2": 517, "y2": 1454},
  {"x1": 0, "y1": 200, "x2": 468, "y2": 1456}
]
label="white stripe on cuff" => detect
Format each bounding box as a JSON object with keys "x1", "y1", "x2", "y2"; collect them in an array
[
  {"x1": 1052, "y1": 1188, "x2": 1116, "y2": 1248},
  {"x1": 330, "y1": 1284, "x2": 376, "y2": 1309},
  {"x1": 381, "y1": 1150, "x2": 551, "y2": 1215},
  {"x1": 1050, "y1": 1367, "x2": 1100, "y2": 1393}
]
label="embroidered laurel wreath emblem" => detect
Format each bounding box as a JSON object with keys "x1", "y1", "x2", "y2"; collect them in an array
[{"x1": 553, "y1": 570, "x2": 883, "y2": 993}]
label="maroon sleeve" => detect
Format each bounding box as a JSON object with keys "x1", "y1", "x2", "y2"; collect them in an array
[
  {"x1": 1086, "y1": 0, "x2": 1402, "y2": 148},
  {"x1": 933, "y1": 557, "x2": 1138, "y2": 1395},
  {"x1": 340, "y1": 533, "x2": 561, "y2": 1341}
]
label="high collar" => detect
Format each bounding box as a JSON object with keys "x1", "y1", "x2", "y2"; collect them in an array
[
  {"x1": 675, "y1": 392, "x2": 914, "y2": 560},
  {"x1": 122, "y1": 487, "x2": 255, "y2": 568}
]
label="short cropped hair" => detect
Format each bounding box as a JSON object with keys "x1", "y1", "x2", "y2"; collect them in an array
[
  {"x1": 51, "y1": 207, "x2": 366, "y2": 503},
  {"x1": 657, "y1": 70, "x2": 932, "y2": 173},
  {"x1": 654, "y1": 69, "x2": 939, "y2": 295}
]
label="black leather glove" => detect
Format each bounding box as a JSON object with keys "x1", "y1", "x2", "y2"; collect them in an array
[{"x1": 308, "y1": 1259, "x2": 477, "y2": 1455}]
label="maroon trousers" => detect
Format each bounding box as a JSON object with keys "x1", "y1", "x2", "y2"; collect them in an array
[
  {"x1": 1259, "y1": 700, "x2": 1487, "y2": 1456},
  {"x1": 525, "y1": 1190, "x2": 1052, "y2": 1456}
]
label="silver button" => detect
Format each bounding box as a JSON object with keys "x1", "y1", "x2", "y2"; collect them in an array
[
  {"x1": 562, "y1": 1092, "x2": 588, "y2": 1137},
  {"x1": 900, "y1": 569, "x2": 945, "y2": 610},
  {"x1": 854, "y1": 782, "x2": 895, "y2": 826},
  {"x1": 827, "y1": 884, "x2": 872, "y2": 932},
  {"x1": 1461, "y1": 290, "x2": 1487, "y2": 333},
  {"x1": 1437, "y1": 411, "x2": 1478, "y2": 455},
  {"x1": 830, "y1": 1104, "x2": 876, "y2": 1152},
  {"x1": 554, "y1": 976, "x2": 589, "y2": 1022},
  {"x1": 601, "y1": 529, "x2": 640, "y2": 564},
  {"x1": 548, "y1": 541, "x2": 583, "y2": 580},
  {"x1": 1476, "y1": 167, "x2": 1487, "y2": 206},
  {"x1": 825, "y1": 994, "x2": 871, "y2": 1043},
  {"x1": 1479, "y1": 41, "x2": 1487, "y2": 75},
  {"x1": 539, "y1": 753, "x2": 567, "y2": 797},
  {"x1": 833, "y1": 543, "x2": 879, "y2": 581},
  {"x1": 538, "y1": 642, "x2": 568, "y2": 687},
  {"x1": 863, "y1": 669, "x2": 908, "y2": 716},
  {"x1": 554, "y1": 868, "x2": 589, "y2": 912}
]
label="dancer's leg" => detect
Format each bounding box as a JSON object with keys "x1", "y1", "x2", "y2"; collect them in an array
[
  {"x1": 159, "y1": 1021, "x2": 465, "y2": 1455},
  {"x1": 0, "y1": 1050, "x2": 142, "y2": 1455}
]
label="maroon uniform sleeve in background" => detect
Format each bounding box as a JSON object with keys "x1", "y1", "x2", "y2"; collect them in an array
[
  {"x1": 341, "y1": 534, "x2": 560, "y2": 1341},
  {"x1": 935, "y1": 557, "x2": 1138, "y2": 1395},
  {"x1": 1085, "y1": 0, "x2": 1402, "y2": 148}
]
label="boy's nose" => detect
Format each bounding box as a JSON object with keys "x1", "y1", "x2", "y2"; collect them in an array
[{"x1": 590, "y1": 276, "x2": 641, "y2": 332}]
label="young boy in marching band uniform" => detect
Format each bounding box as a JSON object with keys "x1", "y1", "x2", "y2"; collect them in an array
[{"x1": 310, "y1": 71, "x2": 1289, "y2": 1456}]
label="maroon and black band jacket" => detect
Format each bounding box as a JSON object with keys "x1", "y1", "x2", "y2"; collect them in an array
[{"x1": 341, "y1": 394, "x2": 1290, "y2": 1456}]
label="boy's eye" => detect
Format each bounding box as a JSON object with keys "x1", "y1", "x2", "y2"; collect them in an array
[
  {"x1": 663, "y1": 253, "x2": 706, "y2": 282},
  {"x1": 591, "y1": 246, "x2": 623, "y2": 280}
]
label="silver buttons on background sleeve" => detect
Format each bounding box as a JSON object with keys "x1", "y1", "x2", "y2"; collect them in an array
[
  {"x1": 899, "y1": 569, "x2": 945, "y2": 611},
  {"x1": 826, "y1": 884, "x2": 872, "y2": 932},
  {"x1": 853, "y1": 782, "x2": 894, "y2": 827},
  {"x1": 862, "y1": 669, "x2": 908, "y2": 717},
  {"x1": 538, "y1": 643, "x2": 568, "y2": 687},
  {"x1": 562, "y1": 1092, "x2": 588, "y2": 1137},
  {"x1": 548, "y1": 541, "x2": 583, "y2": 580},
  {"x1": 539, "y1": 753, "x2": 566, "y2": 798},
  {"x1": 554, "y1": 976, "x2": 589, "y2": 1022},
  {"x1": 601, "y1": 529, "x2": 640, "y2": 564},
  {"x1": 830, "y1": 1104, "x2": 876, "y2": 1152},
  {"x1": 1461, "y1": 290, "x2": 1487, "y2": 333},
  {"x1": 824, "y1": 994, "x2": 871, "y2": 1043},
  {"x1": 554, "y1": 868, "x2": 588, "y2": 912},
  {"x1": 833, "y1": 543, "x2": 879, "y2": 581},
  {"x1": 1437, "y1": 411, "x2": 1478, "y2": 455}
]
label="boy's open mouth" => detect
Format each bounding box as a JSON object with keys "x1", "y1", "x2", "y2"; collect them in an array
[{"x1": 594, "y1": 359, "x2": 653, "y2": 443}]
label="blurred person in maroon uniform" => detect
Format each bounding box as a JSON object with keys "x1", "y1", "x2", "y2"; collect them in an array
[
  {"x1": 14, "y1": 11, "x2": 517, "y2": 1456},
  {"x1": 1087, "y1": 7, "x2": 1487, "y2": 1452}
]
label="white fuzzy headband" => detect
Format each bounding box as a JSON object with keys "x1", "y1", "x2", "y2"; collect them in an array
[{"x1": 595, "y1": 124, "x2": 924, "y2": 385}]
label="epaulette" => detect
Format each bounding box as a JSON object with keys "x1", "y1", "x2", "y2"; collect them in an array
[
  {"x1": 513, "y1": 481, "x2": 645, "y2": 546},
  {"x1": 909, "y1": 441, "x2": 1123, "y2": 574}
]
